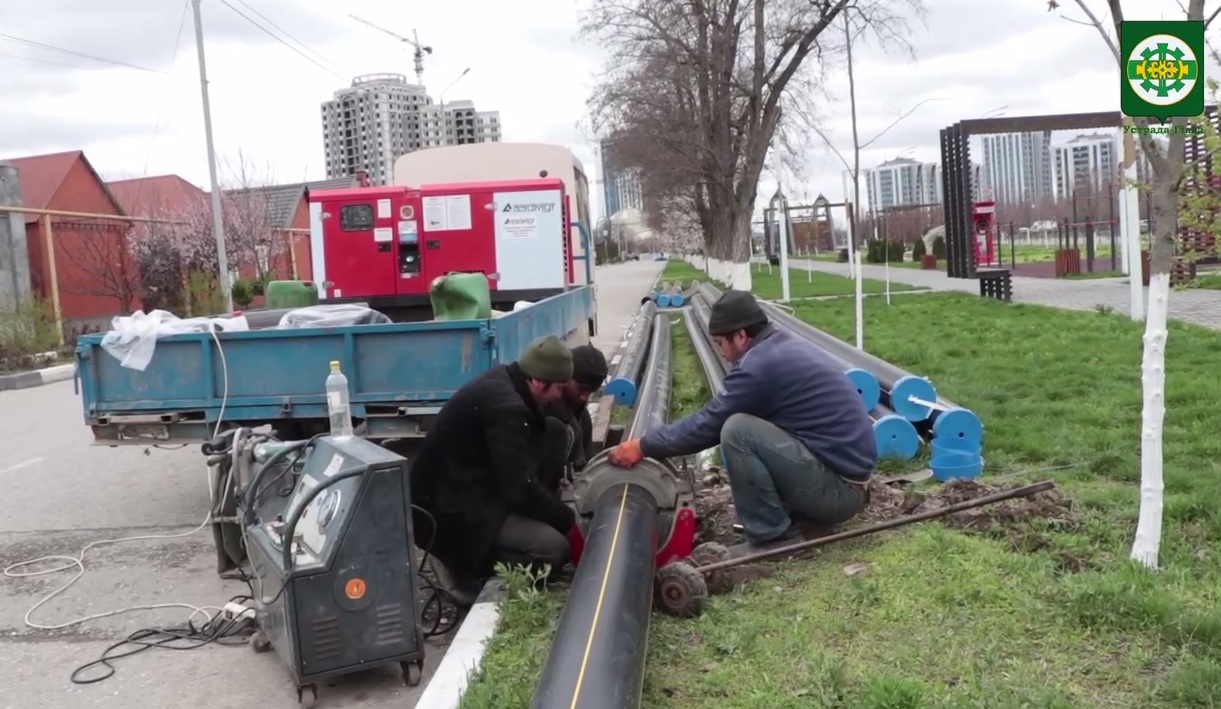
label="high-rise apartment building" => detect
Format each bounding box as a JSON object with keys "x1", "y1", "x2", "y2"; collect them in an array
[
  {"x1": 321, "y1": 74, "x2": 502, "y2": 185},
  {"x1": 980, "y1": 131, "x2": 1054, "y2": 204},
  {"x1": 863, "y1": 157, "x2": 939, "y2": 211},
  {"x1": 598, "y1": 140, "x2": 644, "y2": 216},
  {"x1": 1053, "y1": 133, "x2": 1118, "y2": 200}
]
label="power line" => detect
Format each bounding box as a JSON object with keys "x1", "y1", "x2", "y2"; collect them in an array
[
  {"x1": 142, "y1": 0, "x2": 194, "y2": 176},
  {"x1": 231, "y1": 0, "x2": 347, "y2": 77},
  {"x1": 216, "y1": 0, "x2": 349, "y2": 83},
  {"x1": 0, "y1": 51, "x2": 91, "y2": 70},
  {"x1": 0, "y1": 33, "x2": 162, "y2": 73}
]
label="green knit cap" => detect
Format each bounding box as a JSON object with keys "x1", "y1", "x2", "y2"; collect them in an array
[{"x1": 517, "y1": 335, "x2": 573, "y2": 383}]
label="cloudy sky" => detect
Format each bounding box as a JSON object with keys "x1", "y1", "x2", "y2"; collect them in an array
[{"x1": 0, "y1": 0, "x2": 1209, "y2": 222}]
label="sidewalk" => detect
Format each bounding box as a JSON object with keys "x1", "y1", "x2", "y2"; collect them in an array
[{"x1": 790, "y1": 258, "x2": 1221, "y2": 330}]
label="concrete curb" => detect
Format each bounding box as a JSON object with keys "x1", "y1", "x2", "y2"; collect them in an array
[
  {"x1": 0, "y1": 363, "x2": 74, "y2": 392},
  {"x1": 416, "y1": 579, "x2": 506, "y2": 709}
]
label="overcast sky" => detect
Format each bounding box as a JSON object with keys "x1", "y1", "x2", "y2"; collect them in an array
[{"x1": 0, "y1": 0, "x2": 1209, "y2": 222}]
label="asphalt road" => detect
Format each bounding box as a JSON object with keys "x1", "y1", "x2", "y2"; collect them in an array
[{"x1": 0, "y1": 258, "x2": 664, "y2": 709}]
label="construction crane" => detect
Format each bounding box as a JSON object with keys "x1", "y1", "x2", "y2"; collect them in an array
[{"x1": 348, "y1": 14, "x2": 432, "y2": 85}]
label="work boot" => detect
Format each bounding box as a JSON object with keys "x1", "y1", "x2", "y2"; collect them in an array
[{"x1": 429, "y1": 558, "x2": 478, "y2": 607}]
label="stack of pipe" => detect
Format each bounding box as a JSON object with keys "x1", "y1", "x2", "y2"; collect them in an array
[
  {"x1": 653, "y1": 280, "x2": 701, "y2": 308},
  {"x1": 531, "y1": 314, "x2": 673, "y2": 709},
  {"x1": 604, "y1": 300, "x2": 658, "y2": 407},
  {"x1": 694, "y1": 284, "x2": 920, "y2": 462}
]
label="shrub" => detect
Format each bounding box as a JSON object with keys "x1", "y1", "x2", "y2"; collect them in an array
[
  {"x1": 0, "y1": 297, "x2": 60, "y2": 363},
  {"x1": 231, "y1": 278, "x2": 256, "y2": 308},
  {"x1": 888, "y1": 239, "x2": 905, "y2": 262},
  {"x1": 932, "y1": 235, "x2": 946, "y2": 259},
  {"x1": 911, "y1": 238, "x2": 927, "y2": 259}
]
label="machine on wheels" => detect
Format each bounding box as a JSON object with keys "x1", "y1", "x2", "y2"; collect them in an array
[{"x1": 204, "y1": 429, "x2": 426, "y2": 708}]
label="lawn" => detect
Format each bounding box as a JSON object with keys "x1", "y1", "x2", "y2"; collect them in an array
[
  {"x1": 660, "y1": 258, "x2": 925, "y2": 300},
  {"x1": 460, "y1": 282, "x2": 1221, "y2": 708}
]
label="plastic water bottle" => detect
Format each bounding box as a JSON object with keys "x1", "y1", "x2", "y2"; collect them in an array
[{"x1": 326, "y1": 360, "x2": 354, "y2": 439}]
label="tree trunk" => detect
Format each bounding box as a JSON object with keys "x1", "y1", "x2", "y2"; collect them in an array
[{"x1": 1130, "y1": 175, "x2": 1176, "y2": 569}]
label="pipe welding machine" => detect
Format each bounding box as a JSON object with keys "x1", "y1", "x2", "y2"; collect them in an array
[
  {"x1": 204, "y1": 429, "x2": 426, "y2": 708},
  {"x1": 567, "y1": 450, "x2": 701, "y2": 575}
]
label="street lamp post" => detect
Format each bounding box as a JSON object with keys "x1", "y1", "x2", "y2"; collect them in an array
[{"x1": 438, "y1": 67, "x2": 471, "y2": 146}]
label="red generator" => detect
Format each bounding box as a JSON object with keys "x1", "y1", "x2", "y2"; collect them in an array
[{"x1": 308, "y1": 178, "x2": 574, "y2": 317}]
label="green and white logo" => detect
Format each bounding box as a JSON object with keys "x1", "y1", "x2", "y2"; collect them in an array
[{"x1": 1120, "y1": 21, "x2": 1205, "y2": 122}]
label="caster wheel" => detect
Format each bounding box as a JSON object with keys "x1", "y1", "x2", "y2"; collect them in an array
[
  {"x1": 248, "y1": 630, "x2": 271, "y2": 654},
  {"x1": 401, "y1": 660, "x2": 423, "y2": 687},
  {"x1": 297, "y1": 684, "x2": 317, "y2": 709},
  {"x1": 654, "y1": 562, "x2": 708, "y2": 618},
  {"x1": 690, "y1": 542, "x2": 735, "y2": 595}
]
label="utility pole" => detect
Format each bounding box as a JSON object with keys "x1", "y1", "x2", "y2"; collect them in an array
[{"x1": 192, "y1": 0, "x2": 234, "y2": 313}]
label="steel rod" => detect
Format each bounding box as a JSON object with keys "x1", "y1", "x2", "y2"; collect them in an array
[
  {"x1": 696, "y1": 480, "x2": 1056, "y2": 573},
  {"x1": 605, "y1": 300, "x2": 658, "y2": 406},
  {"x1": 532, "y1": 314, "x2": 674, "y2": 709}
]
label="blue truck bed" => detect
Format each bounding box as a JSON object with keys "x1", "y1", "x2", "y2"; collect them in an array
[{"x1": 76, "y1": 287, "x2": 596, "y2": 444}]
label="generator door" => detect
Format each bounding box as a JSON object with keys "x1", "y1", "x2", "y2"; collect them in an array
[
  {"x1": 321, "y1": 196, "x2": 399, "y2": 299},
  {"x1": 416, "y1": 190, "x2": 497, "y2": 285}
]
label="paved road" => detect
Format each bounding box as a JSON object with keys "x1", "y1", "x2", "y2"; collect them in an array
[
  {"x1": 0, "y1": 259, "x2": 664, "y2": 709},
  {"x1": 790, "y1": 258, "x2": 1221, "y2": 329}
]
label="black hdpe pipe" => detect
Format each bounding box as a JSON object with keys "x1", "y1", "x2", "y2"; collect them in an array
[
  {"x1": 605, "y1": 300, "x2": 659, "y2": 407},
  {"x1": 687, "y1": 296, "x2": 729, "y2": 382},
  {"x1": 531, "y1": 314, "x2": 673, "y2": 709}
]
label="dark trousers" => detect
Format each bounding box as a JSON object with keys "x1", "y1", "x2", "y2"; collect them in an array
[
  {"x1": 720, "y1": 413, "x2": 867, "y2": 544},
  {"x1": 488, "y1": 417, "x2": 574, "y2": 576}
]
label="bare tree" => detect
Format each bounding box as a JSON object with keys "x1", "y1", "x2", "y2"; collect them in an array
[
  {"x1": 56, "y1": 221, "x2": 140, "y2": 314},
  {"x1": 1049, "y1": 0, "x2": 1221, "y2": 569},
  {"x1": 221, "y1": 153, "x2": 288, "y2": 283},
  {"x1": 585, "y1": 0, "x2": 922, "y2": 288}
]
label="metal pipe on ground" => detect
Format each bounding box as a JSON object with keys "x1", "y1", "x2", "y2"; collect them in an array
[
  {"x1": 605, "y1": 300, "x2": 658, "y2": 407},
  {"x1": 531, "y1": 314, "x2": 673, "y2": 709}
]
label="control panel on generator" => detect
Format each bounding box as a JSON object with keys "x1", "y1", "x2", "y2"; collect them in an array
[{"x1": 308, "y1": 178, "x2": 572, "y2": 303}]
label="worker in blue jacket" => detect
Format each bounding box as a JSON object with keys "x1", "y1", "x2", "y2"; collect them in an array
[{"x1": 607, "y1": 290, "x2": 877, "y2": 546}]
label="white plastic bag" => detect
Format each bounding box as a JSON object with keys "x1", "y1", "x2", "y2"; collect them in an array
[
  {"x1": 100, "y1": 309, "x2": 249, "y2": 372},
  {"x1": 275, "y1": 304, "x2": 392, "y2": 329}
]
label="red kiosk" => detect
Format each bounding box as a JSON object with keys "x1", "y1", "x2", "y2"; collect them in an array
[{"x1": 971, "y1": 200, "x2": 997, "y2": 267}]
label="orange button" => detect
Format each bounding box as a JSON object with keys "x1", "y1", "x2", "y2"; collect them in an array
[{"x1": 344, "y1": 577, "x2": 367, "y2": 600}]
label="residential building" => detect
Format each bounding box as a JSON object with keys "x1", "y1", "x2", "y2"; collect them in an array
[
  {"x1": 1053, "y1": 133, "x2": 1118, "y2": 200},
  {"x1": 980, "y1": 131, "x2": 1054, "y2": 204},
  {"x1": 863, "y1": 157, "x2": 939, "y2": 211},
  {"x1": 598, "y1": 141, "x2": 645, "y2": 217},
  {"x1": 3, "y1": 150, "x2": 133, "y2": 326},
  {"x1": 320, "y1": 73, "x2": 501, "y2": 186}
]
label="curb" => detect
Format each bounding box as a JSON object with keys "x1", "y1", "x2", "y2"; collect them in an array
[
  {"x1": 0, "y1": 363, "x2": 74, "y2": 392},
  {"x1": 416, "y1": 579, "x2": 506, "y2": 709}
]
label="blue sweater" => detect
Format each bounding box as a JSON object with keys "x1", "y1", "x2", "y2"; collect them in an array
[{"x1": 640, "y1": 326, "x2": 877, "y2": 481}]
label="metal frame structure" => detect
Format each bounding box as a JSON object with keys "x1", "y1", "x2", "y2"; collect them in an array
[{"x1": 939, "y1": 111, "x2": 1121, "y2": 279}]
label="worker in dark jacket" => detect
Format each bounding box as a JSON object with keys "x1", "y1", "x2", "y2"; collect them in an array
[
  {"x1": 543, "y1": 344, "x2": 609, "y2": 477},
  {"x1": 410, "y1": 335, "x2": 584, "y2": 605},
  {"x1": 607, "y1": 290, "x2": 877, "y2": 546}
]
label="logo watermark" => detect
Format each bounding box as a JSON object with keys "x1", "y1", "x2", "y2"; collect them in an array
[{"x1": 1120, "y1": 20, "x2": 1205, "y2": 123}]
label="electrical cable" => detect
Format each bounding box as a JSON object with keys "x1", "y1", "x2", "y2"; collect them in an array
[
  {"x1": 0, "y1": 32, "x2": 162, "y2": 73},
  {"x1": 215, "y1": 0, "x2": 349, "y2": 82},
  {"x1": 231, "y1": 0, "x2": 347, "y2": 76},
  {"x1": 141, "y1": 0, "x2": 192, "y2": 176}
]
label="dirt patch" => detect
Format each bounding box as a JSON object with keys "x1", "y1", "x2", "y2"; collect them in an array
[{"x1": 694, "y1": 473, "x2": 1082, "y2": 565}]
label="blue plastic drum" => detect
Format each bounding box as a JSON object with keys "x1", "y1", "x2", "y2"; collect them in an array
[
  {"x1": 931, "y1": 407, "x2": 983, "y2": 447},
  {"x1": 889, "y1": 375, "x2": 938, "y2": 422},
  {"x1": 845, "y1": 368, "x2": 881, "y2": 411},
  {"x1": 604, "y1": 376, "x2": 639, "y2": 407},
  {"x1": 872, "y1": 414, "x2": 921, "y2": 461}
]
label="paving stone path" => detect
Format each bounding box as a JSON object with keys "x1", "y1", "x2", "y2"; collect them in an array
[{"x1": 788, "y1": 258, "x2": 1221, "y2": 331}]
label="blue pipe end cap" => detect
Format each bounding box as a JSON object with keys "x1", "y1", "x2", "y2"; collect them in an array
[
  {"x1": 670, "y1": 293, "x2": 686, "y2": 307},
  {"x1": 873, "y1": 414, "x2": 920, "y2": 461},
  {"x1": 890, "y1": 375, "x2": 938, "y2": 422},
  {"x1": 931, "y1": 407, "x2": 984, "y2": 447},
  {"x1": 658, "y1": 293, "x2": 672, "y2": 307},
  {"x1": 845, "y1": 368, "x2": 881, "y2": 411},
  {"x1": 605, "y1": 377, "x2": 638, "y2": 407}
]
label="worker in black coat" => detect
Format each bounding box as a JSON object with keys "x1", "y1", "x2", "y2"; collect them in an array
[
  {"x1": 543, "y1": 344, "x2": 609, "y2": 477},
  {"x1": 410, "y1": 335, "x2": 584, "y2": 605}
]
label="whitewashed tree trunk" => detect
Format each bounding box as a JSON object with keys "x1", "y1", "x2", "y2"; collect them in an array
[{"x1": 1130, "y1": 271, "x2": 1169, "y2": 568}]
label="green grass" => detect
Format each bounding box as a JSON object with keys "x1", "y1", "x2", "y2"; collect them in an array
[
  {"x1": 461, "y1": 284, "x2": 1221, "y2": 708},
  {"x1": 659, "y1": 259, "x2": 925, "y2": 300}
]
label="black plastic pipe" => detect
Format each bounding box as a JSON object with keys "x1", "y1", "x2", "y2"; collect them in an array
[
  {"x1": 604, "y1": 300, "x2": 658, "y2": 407},
  {"x1": 531, "y1": 313, "x2": 673, "y2": 709}
]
